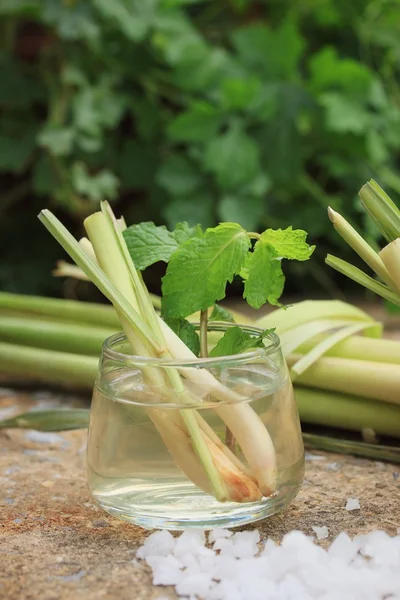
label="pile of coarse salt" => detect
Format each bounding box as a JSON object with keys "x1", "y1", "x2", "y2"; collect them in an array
[{"x1": 137, "y1": 528, "x2": 400, "y2": 600}]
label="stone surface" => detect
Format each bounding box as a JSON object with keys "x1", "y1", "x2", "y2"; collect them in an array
[{"x1": 1, "y1": 389, "x2": 399, "y2": 600}]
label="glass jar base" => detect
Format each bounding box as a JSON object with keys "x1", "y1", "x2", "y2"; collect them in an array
[{"x1": 91, "y1": 485, "x2": 302, "y2": 531}]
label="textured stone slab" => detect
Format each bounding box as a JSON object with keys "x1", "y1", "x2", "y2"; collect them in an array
[{"x1": 0, "y1": 389, "x2": 399, "y2": 600}]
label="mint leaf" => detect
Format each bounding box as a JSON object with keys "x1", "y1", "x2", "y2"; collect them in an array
[
  {"x1": 209, "y1": 326, "x2": 273, "y2": 357},
  {"x1": 260, "y1": 227, "x2": 315, "y2": 260},
  {"x1": 162, "y1": 223, "x2": 251, "y2": 317},
  {"x1": 162, "y1": 317, "x2": 200, "y2": 356},
  {"x1": 209, "y1": 304, "x2": 235, "y2": 323},
  {"x1": 243, "y1": 241, "x2": 285, "y2": 309},
  {"x1": 203, "y1": 123, "x2": 260, "y2": 189},
  {"x1": 167, "y1": 101, "x2": 223, "y2": 142},
  {"x1": 123, "y1": 221, "x2": 201, "y2": 270}
]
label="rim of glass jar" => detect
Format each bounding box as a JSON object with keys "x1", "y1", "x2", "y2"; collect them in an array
[{"x1": 102, "y1": 322, "x2": 281, "y2": 368}]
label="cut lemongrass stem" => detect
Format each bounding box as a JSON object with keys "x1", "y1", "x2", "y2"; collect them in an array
[
  {"x1": 295, "y1": 387, "x2": 400, "y2": 438},
  {"x1": 327, "y1": 206, "x2": 396, "y2": 289},
  {"x1": 256, "y1": 299, "x2": 381, "y2": 337},
  {"x1": 0, "y1": 341, "x2": 98, "y2": 389},
  {"x1": 379, "y1": 238, "x2": 400, "y2": 292},
  {"x1": 325, "y1": 254, "x2": 400, "y2": 307},
  {"x1": 0, "y1": 291, "x2": 119, "y2": 328},
  {"x1": 289, "y1": 353, "x2": 400, "y2": 405},
  {"x1": 38, "y1": 210, "x2": 162, "y2": 352},
  {"x1": 297, "y1": 334, "x2": 400, "y2": 365},
  {"x1": 0, "y1": 314, "x2": 114, "y2": 355},
  {"x1": 289, "y1": 321, "x2": 378, "y2": 380},
  {"x1": 359, "y1": 180, "x2": 400, "y2": 243},
  {"x1": 84, "y1": 207, "x2": 234, "y2": 502}
]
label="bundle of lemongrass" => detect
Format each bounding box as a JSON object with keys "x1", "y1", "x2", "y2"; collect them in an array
[{"x1": 1, "y1": 291, "x2": 400, "y2": 445}]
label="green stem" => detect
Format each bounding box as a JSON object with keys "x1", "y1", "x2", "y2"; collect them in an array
[
  {"x1": 200, "y1": 310, "x2": 208, "y2": 358},
  {"x1": 0, "y1": 291, "x2": 119, "y2": 328},
  {"x1": 289, "y1": 353, "x2": 400, "y2": 405},
  {"x1": 327, "y1": 206, "x2": 396, "y2": 288},
  {"x1": 297, "y1": 334, "x2": 400, "y2": 365},
  {"x1": 295, "y1": 387, "x2": 400, "y2": 438},
  {"x1": 302, "y1": 433, "x2": 400, "y2": 464},
  {"x1": 0, "y1": 342, "x2": 97, "y2": 390},
  {"x1": 0, "y1": 315, "x2": 114, "y2": 355},
  {"x1": 325, "y1": 255, "x2": 400, "y2": 307}
]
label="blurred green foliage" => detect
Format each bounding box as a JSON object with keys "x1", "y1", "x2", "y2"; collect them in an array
[{"x1": 1, "y1": 0, "x2": 400, "y2": 296}]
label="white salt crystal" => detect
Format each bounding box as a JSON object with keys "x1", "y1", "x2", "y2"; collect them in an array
[
  {"x1": 209, "y1": 529, "x2": 233, "y2": 543},
  {"x1": 208, "y1": 580, "x2": 243, "y2": 600},
  {"x1": 328, "y1": 532, "x2": 357, "y2": 562},
  {"x1": 312, "y1": 525, "x2": 329, "y2": 540},
  {"x1": 173, "y1": 530, "x2": 206, "y2": 557},
  {"x1": 137, "y1": 527, "x2": 400, "y2": 600},
  {"x1": 345, "y1": 497, "x2": 360, "y2": 511},
  {"x1": 176, "y1": 573, "x2": 213, "y2": 597},
  {"x1": 136, "y1": 530, "x2": 175, "y2": 558}
]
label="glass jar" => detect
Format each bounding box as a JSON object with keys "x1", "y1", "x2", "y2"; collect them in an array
[{"x1": 87, "y1": 324, "x2": 304, "y2": 530}]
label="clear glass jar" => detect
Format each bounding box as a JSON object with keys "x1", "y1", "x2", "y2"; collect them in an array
[{"x1": 87, "y1": 324, "x2": 304, "y2": 530}]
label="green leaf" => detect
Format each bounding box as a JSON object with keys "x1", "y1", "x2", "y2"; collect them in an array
[
  {"x1": 220, "y1": 77, "x2": 261, "y2": 110},
  {"x1": 243, "y1": 242, "x2": 285, "y2": 309},
  {"x1": 157, "y1": 155, "x2": 203, "y2": 195},
  {"x1": 167, "y1": 102, "x2": 223, "y2": 142},
  {"x1": 261, "y1": 227, "x2": 315, "y2": 261},
  {"x1": 93, "y1": 0, "x2": 158, "y2": 41},
  {"x1": 123, "y1": 221, "x2": 201, "y2": 270},
  {"x1": 309, "y1": 47, "x2": 373, "y2": 97},
  {"x1": 257, "y1": 83, "x2": 309, "y2": 183},
  {"x1": 209, "y1": 325, "x2": 272, "y2": 357},
  {"x1": 209, "y1": 304, "x2": 235, "y2": 323},
  {"x1": 218, "y1": 194, "x2": 264, "y2": 232},
  {"x1": 37, "y1": 127, "x2": 75, "y2": 157},
  {"x1": 162, "y1": 193, "x2": 215, "y2": 230},
  {"x1": 203, "y1": 123, "x2": 260, "y2": 189},
  {"x1": 162, "y1": 316, "x2": 200, "y2": 355},
  {"x1": 162, "y1": 223, "x2": 251, "y2": 317},
  {"x1": 320, "y1": 93, "x2": 371, "y2": 133},
  {"x1": 232, "y1": 21, "x2": 305, "y2": 79}
]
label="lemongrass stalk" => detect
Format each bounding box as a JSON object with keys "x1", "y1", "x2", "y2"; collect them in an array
[
  {"x1": 0, "y1": 315, "x2": 114, "y2": 355},
  {"x1": 256, "y1": 299, "x2": 381, "y2": 337},
  {"x1": 302, "y1": 433, "x2": 400, "y2": 463},
  {"x1": 84, "y1": 209, "x2": 236, "y2": 502},
  {"x1": 0, "y1": 341, "x2": 98, "y2": 389},
  {"x1": 79, "y1": 237, "x2": 98, "y2": 261},
  {"x1": 298, "y1": 334, "x2": 400, "y2": 364},
  {"x1": 359, "y1": 179, "x2": 400, "y2": 242},
  {"x1": 39, "y1": 210, "x2": 162, "y2": 352},
  {"x1": 380, "y1": 238, "x2": 400, "y2": 292},
  {"x1": 278, "y1": 318, "x2": 378, "y2": 355},
  {"x1": 327, "y1": 206, "x2": 396, "y2": 288},
  {"x1": 288, "y1": 353, "x2": 400, "y2": 405},
  {"x1": 0, "y1": 291, "x2": 119, "y2": 328},
  {"x1": 325, "y1": 255, "x2": 400, "y2": 307},
  {"x1": 289, "y1": 321, "x2": 377, "y2": 379},
  {"x1": 295, "y1": 387, "x2": 400, "y2": 437}
]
